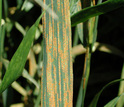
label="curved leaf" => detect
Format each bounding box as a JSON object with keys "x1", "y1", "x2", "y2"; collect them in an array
[
  {"x1": 89, "y1": 79, "x2": 124, "y2": 107},
  {"x1": 117, "y1": 64, "x2": 124, "y2": 107},
  {"x1": 71, "y1": 0, "x2": 124, "y2": 26},
  {"x1": 0, "y1": 13, "x2": 42, "y2": 94},
  {"x1": 104, "y1": 93, "x2": 124, "y2": 107}
]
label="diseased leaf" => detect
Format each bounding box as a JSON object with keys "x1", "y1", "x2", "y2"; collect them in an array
[
  {"x1": 41, "y1": 0, "x2": 73, "y2": 106},
  {"x1": 34, "y1": 0, "x2": 58, "y2": 20}
]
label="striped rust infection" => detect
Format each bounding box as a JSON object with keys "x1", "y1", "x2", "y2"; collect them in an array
[{"x1": 41, "y1": 0, "x2": 73, "y2": 107}]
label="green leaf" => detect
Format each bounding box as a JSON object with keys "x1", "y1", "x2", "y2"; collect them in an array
[
  {"x1": 2, "y1": 58, "x2": 39, "y2": 89},
  {"x1": 91, "y1": 0, "x2": 103, "y2": 47},
  {"x1": 104, "y1": 93, "x2": 124, "y2": 107},
  {"x1": 34, "y1": 87, "x2": 41, "y2": 107},
  {"x1": 0, "y1": 13, "x2": 43, "y2": 94},
  {"x1": 76, "y1": 1, "x2": 83, "y2": 44},
  {"x1": 76, "y1": 75, "x2": 83, "y2": 107},
  {"x1": 17, "y1": 0, "x2": 23, "y2": 9},
  {"x1": 71, "y1": 0, "x2": 124, "y2": 27},
  {"x1": 72, "y1": 1, "x2": 83, "y2": 46},
  {"x1": 89, "y1": 79, "x2": 124, "y2": 107}
]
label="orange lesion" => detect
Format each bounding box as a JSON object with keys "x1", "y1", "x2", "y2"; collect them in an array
[
  {"x1": 53, "y1": 36, "x2": 57, "y2": 58},
  {"x1": 58, "y1": 59, "x2": 62, "y2": 102},
  {"x1": 42, "y1": 0, "x2": 73, "y2": 106},
  {"x1": 83, "y1": 78, "x2": 86, "y2": 89},
  {"x1": 57, "y1": 0, "x2": 61, "y2": 12},
  {"x1": 46, "y1": 55, "x2": 55, "y2": 106}
]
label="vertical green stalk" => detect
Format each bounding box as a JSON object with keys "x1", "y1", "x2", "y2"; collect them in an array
[
  {"x1": 72, "y1": 0, "x2": 83, "y2": 61},
  {"x1": 116, "y1": 63, "x2": 124, "y2": 107},
  {"x1": 41, "y1": 0, "x2": 73, "y2": 107},
  {"x1": 76, "y1": 0, "x2": 103, "y2": 106},
  {"x1": 0, "y1": 0, "x2": 2, "y2": 60},
  {"x1": 73, "y1": 27, "x2": 79, "y2": 47},
  {"x1": 0, "y1": 0, "x2": 1, "y2": 26},
  {"x1": 82, "y1": 1, "x2": 92, "y2": 107},
  {"x1": 3, "y1": 0, "x2": 8, "y2": 18},
  {"x1": 0, "y1": 0, "x2": 2, "y2": 71},
  {"x1": 76, "y1": 1, "x2": 83, "y2": 45},
  {"x1": 35, "y1": 87, "x2": 41, "y2": 107},
  {"x1": 76, "y1": 46, "x2": 91, "y2": 107}
]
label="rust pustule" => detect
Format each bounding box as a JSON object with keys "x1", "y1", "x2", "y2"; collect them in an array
[{"x1": 41, "y1": 0, "x2": 73, "y2": 107}]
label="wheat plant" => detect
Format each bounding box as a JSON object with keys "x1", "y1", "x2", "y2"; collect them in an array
[{"x1": 0, "y1": 0, "x2": 124, "y2": 106}]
